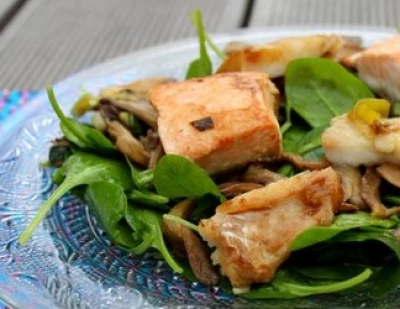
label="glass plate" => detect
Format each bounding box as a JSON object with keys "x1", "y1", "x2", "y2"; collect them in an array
[{"x1": 0, "y1": 27, "x2": 397, "y2": 309}]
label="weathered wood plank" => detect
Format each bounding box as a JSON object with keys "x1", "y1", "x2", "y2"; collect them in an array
[
  {"x1": 250, "y1": 0, "x2": 400, "y2": 28},
  {"x1": 0, "y1": 0, "x2": 247, "y2": 88},
  {"x1": 0, "y1": 0, "x2": 17, "y2": 20}
]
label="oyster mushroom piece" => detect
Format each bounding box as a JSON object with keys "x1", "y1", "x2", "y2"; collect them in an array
[
  {"x1": 361, "y1": 167, "x2": 400, "y2": 218},
  {"x1": 162, "y1": 200, "x2": 219, "y2": 285},
  {"x1": 376, "y1": 163, "x2": 400, "y2": 188},
  {"x1": 334, "y1": 165, "x2": 366, "y2": 208},
  {"x1": 106, "y1": 121, "x2": 150, "y2": 167},
  {"x1": 100, "y1": 77, "x2": 176, "y2": 100},
  {"x1": 241, "y1": 164, "x2": 285, "y2": 185},
  {"x1": 100, "y1": 77, "x2": 175, "y2": 129},
  {"x1": 218, "y1": 182, "x2": 264, "y2": 199},
  {"x1": 280, "y1": 152, "x2": 330, "y2": 171}
]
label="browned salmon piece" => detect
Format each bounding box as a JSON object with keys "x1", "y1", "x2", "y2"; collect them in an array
[
  {"x1": 199, "y1": 167, "x2": 343, "y2": 291},
  {"x1": 217, "y1": 35, "x2": 346, "y2": 77},
  {"x1": 345, "y1": 34, "x2": 400, "y2": 101},
  {"x1": 149, "y1": 72, "x2": 281, "y2": 174}
]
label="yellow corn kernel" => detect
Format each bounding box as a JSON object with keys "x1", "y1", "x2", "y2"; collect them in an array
[
  {"x1": 348, "y1": 98, "x2": 391, "y2": 125},
  {"x1": 71, "y1": 93, "x2": 98, "y2": 117}
]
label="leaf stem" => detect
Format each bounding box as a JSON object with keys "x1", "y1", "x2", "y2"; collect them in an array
[
  {"x1": 19, "y1": 177, "x2": 79, "y2": 245},
  {"x1": 163, "y1": 214, "x2": 200, "y2": 233},
  {"x1": 281, "y1": 121, "x2": 292, "y2": 135},
  {"x1": 205, "y1": 33, "x2": 226, "y2": 60}
]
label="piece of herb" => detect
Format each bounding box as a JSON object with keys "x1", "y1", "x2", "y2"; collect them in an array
[
  {"x1": 185, "y1": 10, "x2": 212, "y2": 79},
  {"x1": 190, "y1": 116, "x2": 214, "y2": 131},
  {"x1": 47, "y1": 86, "x2": 115, "y2": 154}
]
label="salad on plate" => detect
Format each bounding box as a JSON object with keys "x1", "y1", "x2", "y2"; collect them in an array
[{"x1": 17, "y1": 10, "x2": 400, "y2": 300}]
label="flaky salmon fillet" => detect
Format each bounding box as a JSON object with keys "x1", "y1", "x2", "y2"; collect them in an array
[
  {"x1": 199, "y1": 168, "x2": 343, "y2": 291},
  {"x1": 345, "y1": 35, "x2": 400, "y2": 101},
  {"x1": 217, "y1": 35, "x2": 347, "y2": 77},
  {"x1": 150, "y1": 72, "x2": 281, "y2": 174}
]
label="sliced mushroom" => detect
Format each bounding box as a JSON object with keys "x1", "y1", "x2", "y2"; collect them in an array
[
  {"x1": 377, "y1": 163, "x2": 400, "y2": 188},
  {"x1": 148, "y1": 143, "x2": 165, "y2": 169},
  {"x1": 100, "y1": 77, "x2": 175, "y2": 101},
  {"x1": 338, "y1": 203, "x2": 359, "y2": 212},
  {"x1": 219, "y1": 182, "x2": 264, "y2": 199},
  {"x1": 108, "y1": 99, "x2": 158, "y2": 129},
  {"x1": 106, "y1": 121, "x2": 150, "y2": 167},
  {"x1": 98, "y1": 102, "x2": 121, "y2": 121},
  {"x1": 361, "y1": 167, "x2": 400, "y2": 218},
  {"x1": 280, "y1": 152, "x2": 330, "y2": 170},
  {"x1": 334, "y1": 165, "x2": 366, "y2": 208},
  {"x1": 162, "y1": 200, "x2": 219, "y2": 285},
  {"x1": 140, "y1": 130, "x2": 160, "y2": 152},
  {"x1": 242, "y1": 164, "x2": 285, "y2": 185}
]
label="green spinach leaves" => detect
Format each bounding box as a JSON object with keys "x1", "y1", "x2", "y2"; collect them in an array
[
  {"x1": 285, "y1": 58, "x2": 374, "y2": 129},
  {"x1": 48, "y1": 86, "x2": 115, "y2": 154}
]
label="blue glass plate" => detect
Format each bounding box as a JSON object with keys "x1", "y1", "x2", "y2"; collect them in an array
[{"x1": 0, "y1": 27, "x2": 396, "y2": 309}]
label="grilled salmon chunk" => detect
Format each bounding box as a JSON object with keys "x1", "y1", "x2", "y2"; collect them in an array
[
  {"x1": 217, "y1": 35, "x2": 347, "y2": 77},
  {"x1": 199, "y1": 168, "x2": 343, "y2": 291},
  {"x1": 150, "y1": 72, "x2": 281, "y2": 174},
  {"x1": 345, "y1": 34, "x2": 400, "y2": 101}
]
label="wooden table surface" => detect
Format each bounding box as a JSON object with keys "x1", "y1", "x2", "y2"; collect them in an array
[{"x1": 0, "y1": 0, "x2": 399, "y2": 89}]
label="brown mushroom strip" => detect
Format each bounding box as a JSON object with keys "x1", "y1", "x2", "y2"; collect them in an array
[
  {"x1": 140, "y1": 130, "x2": 160, "y2": 152},
  {"x1": 338, "y1": 203, "x2": 359, "y2": 212},
  {"x1": 108, "y1": 99, "x2": 158, "y2": 129},
  {"x1": 361, "y1": 167, "x2": 400, "y2": 218},
  {"x1": 219, "y1": 182, "x2": 264, "y2": 199},
  {"x1": 376, "y1": 163, "x2": 400, "y2": 188},
  {"x1": 162, "y1": 200, "x2": 219, "y2": 285},
  {"x1": 106, "y1": 121, "x2": 150, "y2": 167},
  {"x1": 242, "y1": 164, "x2": 285, "y2": 185},
  {"x1": 148, "y1": 143, "x2": 165, "y2": 169},
  {"x1": 334, "y1": 165, "x2": 366, "y2": 208},
  {"x1": 280, "y1": 152, "x2": 330, "y2": 170}
]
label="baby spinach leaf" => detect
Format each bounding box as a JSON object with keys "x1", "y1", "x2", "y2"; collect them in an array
[
  {"x1": 18, "y1": 152, "x2": 133, "y2": 245},
  {"x1": 85, "y1": 182, "x2": 138, "y2": 249},
  {"x1": 47, "y1": 86, "x2": 115, "y2": 154},
  {"x1": 125, "y1": 205, "x2": 183, "y2": 273},
  {"x1": 292, "y1": 212, "x2": 399, "y2": 251},
  {"x1": 185, "y1": 10, "x2": 212, "y2": 79},
  {"x1": 331, "y1": 229, "x2": 400, "y2": 259},
  {"x1": 285, "y1": 58, "x2": 374, "y2": 128},
  {"x1": 153, "y1": 155, "x2": 224, "y2": 201}
]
